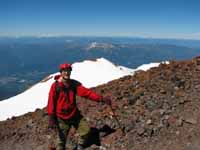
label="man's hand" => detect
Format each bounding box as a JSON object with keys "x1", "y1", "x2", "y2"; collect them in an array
[
  {"x1": 102, "y1": 96, "x2": 112, "y2": 105},
  {"x1": 48, "y1": 115, "x2": 57, "y2": 130}
]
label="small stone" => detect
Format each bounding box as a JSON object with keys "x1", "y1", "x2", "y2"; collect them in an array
[
  {"x1": 176, "y1": 118, "x2": 183, "y2": 127},
  {"x1": 28, "y1": 119, "x2": 33, "y2": 124},
  {"x1": 184, "y1": 118, "x2": 197, "y2": 124},
  {"x1": 127, "y1": 95, "x2": 139, "y2": 105},
  {"x1": 174, "y1": 86, "x2": 179, "y2": 91},
  {"x1": 164, "y1": 115, "x2": 169, "y2": 120},
  {"x1": 179, "y1": 99, "x2": 185, "y2": 104},
  {"x1": 159, "y1": 109, "x2": 165, "y2": 116},
  {"x1": 145, "y1": 100, "x2": 157, "y2": 111},
  {"x1": 125, "y1": 124, "x2": 135, "y2": 132},
  {"x1": 167, "y1": 116, "x2": 177, "y2": 125},
  {"x1": 137, "y1": 127, "x2": 145, "y2": 136},
  {"x1": 195, "y1": 85, "x2": 200, "y2": 89},
  {"x1": 143, "y1": 127, "x2": 153, "y2": 137},
  {"x1": 146, "y1": 119, "x2": 152, "y2": 125},
  {"x1": 124, "y1": 106, "x2": 128, "y2": 109},
  {"x1": 99, "y1": 146, "x2": 107, "y2": 150},
  {"x1": 160, "y1": 89, "x2": 166, "y2": 94},
  {"x1": 175, "y1": 131, "x2": 180, "y2": 135}
]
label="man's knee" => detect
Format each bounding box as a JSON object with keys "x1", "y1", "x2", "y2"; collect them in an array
[{"x1": 78, "y1": 118, "x2": 91, "y2": 137}]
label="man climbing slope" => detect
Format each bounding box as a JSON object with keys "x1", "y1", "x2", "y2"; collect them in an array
[{"x1": 47, "y1": 63, "x2": 111, "y2": 150}]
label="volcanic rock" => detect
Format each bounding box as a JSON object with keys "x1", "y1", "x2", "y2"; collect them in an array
[{"x1": 1, "y1": 57, "x2": 200, "y2": 149}]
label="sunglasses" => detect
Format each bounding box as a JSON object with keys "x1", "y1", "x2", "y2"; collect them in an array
[{"x1": 61, "y1": 68, "x2": 71, "y2": 72}]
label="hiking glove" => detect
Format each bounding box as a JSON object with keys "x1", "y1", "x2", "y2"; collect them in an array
[
  {"x1": 48, "y1": 115, "x2": 57, "y2": 129},
  {"x1": 102, "y1": 96, "x2": 112, "y2": 105}
]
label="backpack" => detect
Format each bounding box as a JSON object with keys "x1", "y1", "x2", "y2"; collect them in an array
[
  {"x1": 53, "y1": 81, "x2": 73, "y2": 114},
  {"x1": 54, "y1": 80, "x2": 77, "y2": 98}
]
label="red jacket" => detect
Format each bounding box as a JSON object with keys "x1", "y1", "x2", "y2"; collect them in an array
[{"x1": 47, "y1": 75, "x2": 102, "y2": 119}]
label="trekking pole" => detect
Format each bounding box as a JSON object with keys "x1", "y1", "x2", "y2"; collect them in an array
[{"x1": 108, "y1": 104, "x2": 125, "y2": 135}]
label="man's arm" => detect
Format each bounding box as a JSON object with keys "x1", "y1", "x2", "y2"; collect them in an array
[
  {"x1": 47, "y1": 83, "x2": 58, "y2": 129},
  {"x1": 77, "y1": 84, "x2": 103, "y2": 102},
  {"x1": 47, "y1": 83, "x2": 57, "y2": 115},
  {"x1": 73, "y1": 80, "x2": 111, "y2": 104}
]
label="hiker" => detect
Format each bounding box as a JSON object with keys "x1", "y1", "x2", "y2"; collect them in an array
[{"x1": 47, "y1": 63, "x2": 111, "y2": 150}]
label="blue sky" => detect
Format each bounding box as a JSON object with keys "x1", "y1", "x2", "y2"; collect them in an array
[{"x1": 1, "y1": 0, "x2": 200, "y2": 39}]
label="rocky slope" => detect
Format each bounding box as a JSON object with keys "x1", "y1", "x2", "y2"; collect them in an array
[{"x1": 1, "y1": 56, "x2": 200, "y2": 150}]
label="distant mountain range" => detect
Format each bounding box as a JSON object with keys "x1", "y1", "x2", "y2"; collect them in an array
[
  {"x1": 1, "y1": 36, "x2": 200, "y2": 75},
  {"x1": 0, "y1": 36, "x2": 200, "y2": 100}
]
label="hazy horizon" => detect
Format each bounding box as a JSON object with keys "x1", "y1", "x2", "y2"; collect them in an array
[{"x1": 1, "y1": 0, "x2": 200, "y2": 40}]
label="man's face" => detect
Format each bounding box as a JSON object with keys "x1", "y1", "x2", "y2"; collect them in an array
[{"x1": 61, "y1": 69, "x2": 71, "y2": 80}]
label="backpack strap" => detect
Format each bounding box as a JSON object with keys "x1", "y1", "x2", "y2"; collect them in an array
[
  {"x1": 54, "y1": 80, "x2": 77, "y2": 104},
  {"x1": 55, "y1": 81, "x2": 61, "y2": 99},
  {"x1": 54, "y1": 81, "x2": 71, "y2": 102}
]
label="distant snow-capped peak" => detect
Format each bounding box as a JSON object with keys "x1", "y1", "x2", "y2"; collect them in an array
[
  {"x1": 86, "y1": 42, "x2": 116, "y2": 50},
  {"x1": 71, "y1": 58, "x2": 134, "y2": 87}
]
